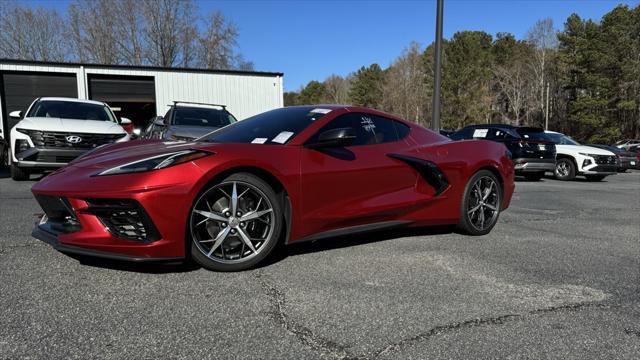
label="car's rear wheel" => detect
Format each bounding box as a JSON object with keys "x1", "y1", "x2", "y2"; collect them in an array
[
  {"x1": 585, "y1": 175, "x2": 606, "y2": 182},
  {"x1": 524, "y1": 172, "x2": 544, "y2": 181},
  {"x1": 554, "y1": 158, "x2": 576, "y2": 181},
  {"x1": 457, "y1": 170, "x2": 502, "y2": 236},
  {"x1": 189, "y1": 173, "x2": 283, "y2": 272}
]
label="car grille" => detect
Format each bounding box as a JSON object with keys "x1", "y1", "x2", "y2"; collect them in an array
[
  {"x1": 35, "y1": 153, "x2": 79, "y2": 163},
  {"x1": 81, "y1": 199, "x2": 161, "y2": 242},
  {"x1": 594, "y1": 155, "x2": 617, "y2": 165},
  {"x1": 24, "y1": 130, "x2": 126, "y2": 149},
  {"x1": 34, "y1": 195, "x2": 81, "y2": 234}
]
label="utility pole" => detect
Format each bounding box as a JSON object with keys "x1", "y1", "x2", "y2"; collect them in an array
[
  {"x1": 431, "y1": 0, "x2": 444, "y2": 131},
  {"x1": 545, "y1": 82, "x2": 550, "y2": 130}
]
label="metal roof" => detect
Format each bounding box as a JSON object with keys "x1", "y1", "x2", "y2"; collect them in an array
[{"x1": 0, "y1": 58, "x2": 283, "y2": 78}]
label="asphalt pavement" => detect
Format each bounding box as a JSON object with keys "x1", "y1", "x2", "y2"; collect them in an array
[{"x1": 0, "y1": 169, "x2": 638, "y2": 359}]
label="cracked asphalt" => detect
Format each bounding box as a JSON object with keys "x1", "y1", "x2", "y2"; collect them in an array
[{"x1": 1, "y1": 168, "x2": 639, "y2": 359}]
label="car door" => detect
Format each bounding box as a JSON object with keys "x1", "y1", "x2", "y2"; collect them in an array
[{"x1": 299, "y1": 112, "x2": 418, "y2": 238}]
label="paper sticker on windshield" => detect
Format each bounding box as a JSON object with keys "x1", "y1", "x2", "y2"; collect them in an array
[
  {"x1": 473, "y1": 129, "x2": 488, "y2": 138},
  {"x1": 251, "y1": 138, "x2": 268, "y2": 144},
  {"x1": 272, "y1": 131, "x2": 294, "y2": 144},
  {"x1": 310, "y1": 108, "x2": 331, "y2": 114}
]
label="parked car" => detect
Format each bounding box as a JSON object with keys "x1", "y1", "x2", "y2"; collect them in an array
[
  {"x1": 143, "y1": 101, "x2": 237, "y2": 141},
  {"x1": 30, "y1": 105, "x2": 514, "y2": 271},
  {"x1": 450, "y1": 124, "x2": 556, "y2": 181},
  {"x1": 8, "y1": 97, "x2": 131, "y2": 180},
  {"x1": 544, "y1": 131, "x2": 617, "y2": 181},
  {"x1": 613, "y1": 139, "x2": 640, "y2": 150},
  {"x1": 587, "y1": 144, "x2": 639, "y2": 171}
]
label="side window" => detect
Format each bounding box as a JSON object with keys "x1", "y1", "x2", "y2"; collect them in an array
[
  {"x1": 394, "y1": 121, "x2": 410, "y2": 140},
  {"x1": 310, "y1": 113, "x2": 375, "y2": 146},
  {"x1": 486, "y1": 129, "x2": 505, "y2": 140},
  {"x1": 163, "y1": 109, "x2": 173, "y2": 125},
  {"x1": 450, "y1": 128, "x2": 473, "y2": 140},
  {"x1": 368, "y1": 115, "x2": 399, "y2": 144}
]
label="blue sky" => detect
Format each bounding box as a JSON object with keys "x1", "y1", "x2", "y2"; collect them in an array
[{"x1": 21, "y1": 0, "x2": 640, "y2": 91}]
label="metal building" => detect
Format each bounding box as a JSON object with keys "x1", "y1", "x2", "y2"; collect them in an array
[{"x1": 0, "y1": 59, "x2": 284, "y2": 140}]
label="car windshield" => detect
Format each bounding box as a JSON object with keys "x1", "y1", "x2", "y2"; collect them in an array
[
  {"x1": 199, "y1": 107, "x2": 331, "y2": 144},
  {"x1": 546, "y1": 132, "x2": 580, "y2": 145},
  {"x1": 173, "y1": 107, "x2": 236, "y2": 127},
  {"x1": 27, "y1": 100, "x2": 117, "y2": 122},
  {"x1": 516, "y1": 128, "x2": 552, "y2": 141}
]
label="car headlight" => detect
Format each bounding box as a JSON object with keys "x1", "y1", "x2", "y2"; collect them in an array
[
  {"x1": 578, "y1": 153, "x2": 597, "y2": 157},
  {"x1": 96, "y1": 150, "x2": 210, "y2": 176}
]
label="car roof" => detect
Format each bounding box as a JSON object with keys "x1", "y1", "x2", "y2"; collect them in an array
[{"x1": 38, "y1": 97, "x2": 107, "y2": 106}]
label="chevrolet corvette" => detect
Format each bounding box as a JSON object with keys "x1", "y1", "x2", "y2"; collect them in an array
[{"x1": 31, "y1": 105, "x2": 515, "y2": 271}]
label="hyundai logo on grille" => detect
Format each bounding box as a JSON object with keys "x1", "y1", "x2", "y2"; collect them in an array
[{"x1": 65, "y1": 135, "x2": 83, "y2": 144}]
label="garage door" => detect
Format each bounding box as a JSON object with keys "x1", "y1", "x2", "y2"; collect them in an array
[
  {"x1": 1, "y1": 72, "x2": 78, "y2": 137},
  {"x1": 88, "y1": 75, "x2": 156, "y2": 130},
  {"x1": 88, "y1": 75, "x2": 155, "y2": 103}
]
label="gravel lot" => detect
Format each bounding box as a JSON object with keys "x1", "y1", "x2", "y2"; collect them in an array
[{"x1": 1, "y1": 169, "x2": 639, "y2": 359}]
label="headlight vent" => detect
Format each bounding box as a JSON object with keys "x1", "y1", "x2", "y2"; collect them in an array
[{"x1": 81, "y1": 199, "x2": 161, "y2": 242}]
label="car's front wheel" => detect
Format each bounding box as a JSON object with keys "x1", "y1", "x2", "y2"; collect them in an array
[
  {"x1": 457, "y1": 170, "x2": 503, "y2": 236},
  {"x1": 554, "y1": 158, "x2": 576, "y2": 181},
  {"x1": 9, "y1": 153, "x2": 29, "y2": 181},
  {"x1": 189, "y1": 173, "x2": 283, "y2": 272}
]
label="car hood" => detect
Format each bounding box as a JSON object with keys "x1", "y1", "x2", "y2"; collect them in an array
[
  {"x1": 166, "y1": 125, "x2": 219, "y2": 139},
  {"x1": 68, "y1": 139, "x2": 206, "y2": 169},
  {"x1": 14, "y1": 117, "x2": 126, "y2": 134},
  {"x1": 555, "y1": 144, "x2": 616, "y2": 156}
]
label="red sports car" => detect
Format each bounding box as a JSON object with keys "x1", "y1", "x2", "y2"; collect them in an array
[{"x1": 31, "y1": 105, "x2": 514, "y2": 271}]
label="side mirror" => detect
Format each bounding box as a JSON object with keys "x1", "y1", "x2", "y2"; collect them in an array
[
  {"x1": 153, "y1": 117, "x2": 165, "y2": 127},
  {"x1": 306, "y1": 127, "x2": 356, "y2": 149},
  {"x1": 120, "y1": 117, "x2": 132, "y2": 125},
  {"x1": 9, "y1": 110, "x2": 22, "y2": 119}
]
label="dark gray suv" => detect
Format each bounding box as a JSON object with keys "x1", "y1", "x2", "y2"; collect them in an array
[{"x1": 143, "y1": 101, "x2": 237, "y2": 141}]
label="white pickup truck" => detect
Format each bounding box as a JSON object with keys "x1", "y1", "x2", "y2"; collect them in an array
[{"x1": 8, "y1": 97, "x2": 131, "y2": 180}]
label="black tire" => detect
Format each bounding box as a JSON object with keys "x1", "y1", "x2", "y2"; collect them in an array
[
  {"x1": 189, "y1": 172, "x2": 283, "y2": 272},
  {"x1": 10, "y1": 161, "x2": 29, "y2": 181},
  {"x1": 554, "y1": 158, "x2": 576, "y2": 181},
  {"x1": 585, "y1": 175, "x2": 606, "y2": 182},
  {"x1": 457, "y1": 170, "x2": 503, "y2": 236},
  {"x1": 1, "y1": 145, "x2": 7, "y2": 168},
  {"x1": 524, "y1": 172, "x2": 544, "y2": 181}
]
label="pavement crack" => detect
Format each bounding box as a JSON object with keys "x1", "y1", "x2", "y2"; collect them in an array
[
  {"x1": 370, "y1": 301, "x2": 613, "y2": 358},
  {"x1": 255, "y1": 271, "x2": 353, "y2": 359},
  {"x1": 624, "y1": 328, "x2": 640, "y2": 338}
]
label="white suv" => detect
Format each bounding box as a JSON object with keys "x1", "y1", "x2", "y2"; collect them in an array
[
  {"x1": 545, "y1": 131, "x2": 618, "y2": 181},
  {"x1": 8, "y1": 97, "x2": 131, "y2": 180}
]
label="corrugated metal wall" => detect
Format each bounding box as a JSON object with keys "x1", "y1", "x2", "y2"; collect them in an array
[{"x1": 0, "y1": 61, "x2": 283, "y2": 135}]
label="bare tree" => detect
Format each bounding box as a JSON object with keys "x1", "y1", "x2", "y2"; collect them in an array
[
  {"x1": 493, "y1": 61, "x2": 530, "y2": 125},
  {"x1": 527, "y1": 18, "x2": 558, "y2": 117},
  {"x1": 0, "y1": 2, "x2": 67, "y2": 61},
  {"x1": 113, "y1": 0, "x2": 145, "y2": 65},
  {"x1": 197, "y1": 11, "x2": 239, "y2": 69},
  {"x1": 67, "y1": 0, "x2": 120, "y2": 64},
  {"x1": 382, "y1": 42, "x2": 430, "y2": 125},
  {"x1": 323, "y1": 75, "x2": 351, "y2": 104}
]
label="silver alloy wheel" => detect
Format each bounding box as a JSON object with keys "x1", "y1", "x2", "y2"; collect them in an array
[
  {"x1": 191, "y1": 181, "x2": 275, "y2": 264},
  {"x1": 556, "y1": 161, "x2": 570, "y2": 177},
  {"x1": 466, "y1": 176, "x2": 500, "y2": 231}
]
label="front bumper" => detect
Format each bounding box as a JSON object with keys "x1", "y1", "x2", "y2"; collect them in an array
[
  {"x1": 32, "y1": 225, "x2": 182, "y2": 262},
  {"x1": 581, "y1": 165, "x2": 618, "y2": 175},
  {"x1": 16, "y1": 147, "x2": 87, "y2": 169},
  {"x1": 30, "y1": 161, "x2": 207, "y2": 261},
  {"x1": 513, "y1": 158, "x2": 555, "y2": 173}
]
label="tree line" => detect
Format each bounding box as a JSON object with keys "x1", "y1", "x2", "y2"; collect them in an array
[
  {"x1": 285, "y1": 4, "x2": 639, "y2": 143},
  {"x1": 0, "y1": 0, "x2": 253, "y2": 70}
]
